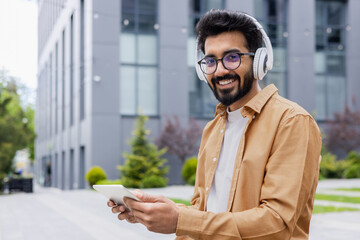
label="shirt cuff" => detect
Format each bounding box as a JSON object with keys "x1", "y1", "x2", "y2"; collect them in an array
[{"x1": 176, "y1": 206, "x2": 204, "y2": 238}]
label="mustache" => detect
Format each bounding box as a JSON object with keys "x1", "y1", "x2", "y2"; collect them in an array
[{"x1": 212, "y1": 74, "x2": 240, "y2": 83}]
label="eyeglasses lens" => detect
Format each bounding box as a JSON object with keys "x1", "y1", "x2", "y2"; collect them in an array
[
  {"x1": 223, "y1": 53, "x2": 240, "y2": 70},
  {"x1": 201, "y1": 53, "x2": 241, "y2": 74}
]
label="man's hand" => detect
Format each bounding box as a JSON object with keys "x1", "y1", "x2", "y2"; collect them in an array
[
  {"x1": 124, "y1": 190, "x2": 179, "y2": 234},
  {"x1": 108, "y1": 199, "x2": 138, "y2": 224}
]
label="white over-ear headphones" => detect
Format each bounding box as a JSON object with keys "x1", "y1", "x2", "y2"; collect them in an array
[{"x1": 195, "y1": 12, "x2": 273, "y2": 82}]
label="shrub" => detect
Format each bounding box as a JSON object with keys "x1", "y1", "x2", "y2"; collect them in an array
[
  {"x1": 85, "y1": 166, "x2": 107, "y2": 187},
  {"x1": 343, "y1": 151, "x2": 360, "y2": 178},
  {"x1": 95, "y1": 179, "x2": 122, "y2": 185},
  {"x1": 325, "y1": 106, "x2": 360, "y2": 157},
  {"x1": 187, "y1": 174, "x2": 196, "y2": 186},
  {"x1": 182, "y1": 156, "x2": 197, "y2": 185},
  {"x1": 141, "y1": 175, "x2": 168, "y2": 188},
  {"x1": 119, "y1": 114, "x2": 169, "y2": 188},
  {"x1": 319, "y1": 152, "x2": 349, "y2": 179},
  {"x1": 0, "y1": 173, "x2": 6, "y2": 191}
]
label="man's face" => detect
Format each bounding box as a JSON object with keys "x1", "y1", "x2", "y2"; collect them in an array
[{"x1": 203, "y1": 31, "x2": 254, "y2": 107}]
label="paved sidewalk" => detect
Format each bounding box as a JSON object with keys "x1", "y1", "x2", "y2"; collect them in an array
[
  {"x1": 309, "y1": 179, "x2": 360, "y2": 240},
  {"x1": 0, "y1": 179, "x2": 359, "y2": 240}
]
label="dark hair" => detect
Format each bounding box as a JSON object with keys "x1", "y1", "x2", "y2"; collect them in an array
[{"x1": 195, "y1": 9, "x2": 262, "y2": 54}]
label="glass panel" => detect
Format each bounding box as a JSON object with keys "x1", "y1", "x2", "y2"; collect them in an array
[
  {"x1": 138, "y1": 34, "x2": 157, "y2": 64},
  {"x1": 120, "y1": 66, "x2": 136, "y2": 115},
  {"x1": 315, "y1": 1, "x2": 325, "y2": 26},
  {"x1": 187, "y1": 37, "x2": 196, "y2": 67},
  {"x1": 205, "y1": 0, "x2": 223, "y2": 11},
  {"x1": 316, "y1": 26, "x2": 325, "y2": 46},
  {"x1": 254, "y1": 0, "x2": 264, "y2": 20},
  {"x1": 139, "y1": 13, "x2": 157, "y2": 33},
  {"x1": 315, "y1": 75, "x2": 326, "y2": 120},
  {"x1": 121, "y1": 13, "x2": 135, "y2": 32},
  {"x1": 138, "y1": 67, "x2": 157, "y2": 115},
  {"x1": 120, "y1": 33, "x2": 136, "y2": 63},
  {"x1": 327, "y1": 76, "x2": 345, "y2": 117},
  {"x1": 122, "y1": 0, "x2": 135, "y2": 12},
  {"x1": 268, "y1": 0, "x2": 277, "y2": 19},
  {"x1": 265, "y1": 71, "x2": 286, "y2": 97},
  {"x1": 327, "y1": 28, "x2": 343, "y2": 44},
  {"x1": 139, "y1": 0, "x2": 157, "y2": 12},
  {"x1": 315, "y1": 51, "x2": 326, "y2": 74},
  {"x1": 189, "y1": 69, "x2": 202, "y2": 116},
  {"x1": 327, "y1": 53, "x2": 345, "y2": 74},
  {"x1": 327, "y1": 1, "x2": 345, "y2": 25},
  {"x1": 201, "y1": 79, "x2": 218, "y2": 116},
  {"x1": 272, "y1": 47, "x2": 286, "y2": 71},
  {"x1": 193, "y1": 0, "x2": 201, "y2": 14}
]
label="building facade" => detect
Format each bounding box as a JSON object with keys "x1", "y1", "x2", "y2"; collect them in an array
[{"x1": 36, "y1": 0, "x2": 360, "y2": 189}]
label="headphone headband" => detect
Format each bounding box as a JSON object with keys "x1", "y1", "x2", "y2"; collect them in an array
[{"x1": 195, "y1": 12, "x2": 273, "y2": 81}]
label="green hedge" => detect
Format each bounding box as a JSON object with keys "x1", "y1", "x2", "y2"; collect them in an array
[
  {"x1": 85, "y1": 166, "x2": 107, "y2": 187},
  {"x1": 141, "y1": 175, "x2": 168, "y2": 188},
  {"x1": 182, "y1": 156, "x2": 197, "y2": 185},
  {"x1": 320, "y1": 151, "x2": 360, "y2": 179},
  {"x1": 96, "y1": 179, "x2": 122, "y2": 185}
]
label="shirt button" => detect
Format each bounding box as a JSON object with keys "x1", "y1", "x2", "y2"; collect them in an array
[
  {"x1": 220, "y1": 129, "x2": 224, "y2": 133},
  {"x1": 206, "y1": 187, "x2": 209, "y2": 191},
  {"x1": 213, "y1": 157, "x2": 217, "y2": 162}
]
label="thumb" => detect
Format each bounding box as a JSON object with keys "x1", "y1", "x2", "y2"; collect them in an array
[{"x1": 133, "y1": 190, "x2": 160, "y2": 203}]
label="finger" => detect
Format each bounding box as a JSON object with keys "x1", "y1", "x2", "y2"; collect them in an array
[
  {"x1": 112, "y1": 204, "x2": 127, "y2": 214},
  {"x1": 117, "y1": 211, "x2": 137, "y2": 223},
  {"x1": 133, "y1": 190, "x2": 162, "y2": 203},
  {"x1": 124, "y1": 198, "x2": 145, "y2": 212},
  {"x1": 107, "y1": 200, "x2": 115, "y2": 207}
]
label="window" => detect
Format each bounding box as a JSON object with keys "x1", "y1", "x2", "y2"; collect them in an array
[
  {"x1": 188, "y1": 0, "x2": 224, "y2": 118},
  {"x1": 70, "y1": 14, "x2": 74, "y2": 126},
  {"x1": 255, "y1": 0, "x2": 288, "y2": 97},
  {"x1": 315, "y1": 0, "x2": 347, "y2": 120},
  {"x1": 120, "y1": 0, "x2": 159, "y2": 116},
  {"x1": 80, "y1": 0, "x2": 85, "y2": 120},
  {"x1": 79, "y1": 146, "x2": 85, "y2": 189},
  {"x1": 49, "y1": 53, "x2": 52, "y2": 136},
  {"x1": 62, "y1": 29, "x2": 65, "y2": 130},
  {"x1": 55, "y1": 42, "x2": 58, "y2": 133}
]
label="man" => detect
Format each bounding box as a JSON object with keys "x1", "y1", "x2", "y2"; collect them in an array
[{"x1": 108, "y1": 9, "x2": 322, "y2": 239}]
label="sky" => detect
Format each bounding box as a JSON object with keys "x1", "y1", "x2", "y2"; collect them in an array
[{"x1": 0, "y1": 0, "x2": 37, "y2": 93}]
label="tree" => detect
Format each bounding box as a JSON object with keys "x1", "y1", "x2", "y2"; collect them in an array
[
  {"x1": 156, "y1": 116, "x2": 202, "y2": 164},
  {"x1": 118, "y1": 114, "x2": 168, "y2": 188},
  {"x1": 325, "y1": 106, "x2": 360, "y2": 157},
  {"x1": 0, "y1": 70, "x2": 35, "y2": 177}
]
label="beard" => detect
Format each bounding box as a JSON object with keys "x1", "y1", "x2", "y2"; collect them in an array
[{"x1": 209, "y1": 69, "x2": 254, "y2": 106}]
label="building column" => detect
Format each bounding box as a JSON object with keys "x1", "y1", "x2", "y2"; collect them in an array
[
  {"x1": 287, "y1": 0, "x2": 316, "y2": 113},
  {"x1": 346, "y1": 0, "x2": 360, "y2": 110},
  {"x1": 91, "y1": 0, "x2": 121, "y2": 180}
]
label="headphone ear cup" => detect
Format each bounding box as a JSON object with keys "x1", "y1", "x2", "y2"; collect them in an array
[
  {"x1": 253, "y1": 48, "x2": 268, "y2": 80},
  {"x1": 195, "y1": 61, "x2": 206, "y2": 82}
]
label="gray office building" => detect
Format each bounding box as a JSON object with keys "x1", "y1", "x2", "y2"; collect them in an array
[{"x1": 35, "y1": 0, "x2": 360, "y2": 189}]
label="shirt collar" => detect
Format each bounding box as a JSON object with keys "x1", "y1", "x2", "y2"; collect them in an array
[{"x1": 214, "y1": 84, "x2": 278, "y2": 118}]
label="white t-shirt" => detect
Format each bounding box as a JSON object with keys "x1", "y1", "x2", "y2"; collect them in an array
[{"x1": 206, "y1": 107, "x2": 248, "y2": 213}]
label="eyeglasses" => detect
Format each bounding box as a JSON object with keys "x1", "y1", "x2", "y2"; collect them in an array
[{"x1": 197, "y1": 52, "x2": 255, "y2": 75}]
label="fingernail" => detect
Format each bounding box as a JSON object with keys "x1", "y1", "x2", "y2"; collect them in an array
[
  {"x1": 134, "y1": 189, "x2": 143, "y2": 198},
  {"x1": 128, "y1": 212, "x2": 133, "y2": 216}
]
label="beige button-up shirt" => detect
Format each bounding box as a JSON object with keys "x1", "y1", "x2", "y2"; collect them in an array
[{"x1": 175, "y1": 84, "x2": 322, "y2": 240}]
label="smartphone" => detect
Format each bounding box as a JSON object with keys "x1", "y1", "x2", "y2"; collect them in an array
[{"x1": 93, "y1": 185, "x2": 141, "y2": 207}]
